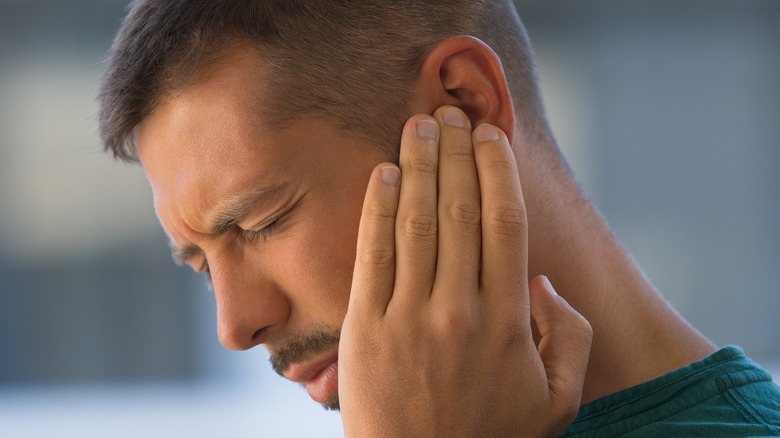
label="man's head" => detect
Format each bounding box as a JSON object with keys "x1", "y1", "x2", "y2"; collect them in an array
[
  {"x1": 99, "y1": 0, "x2": 547, "y2": 163},
  {"x1": 99, "y1": 0, "x2": 550, "y2": 410}
]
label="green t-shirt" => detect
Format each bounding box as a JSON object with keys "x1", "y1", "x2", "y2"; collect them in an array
[{"x1": 562, "y1": 346, "x2": 780, "y2": 437}]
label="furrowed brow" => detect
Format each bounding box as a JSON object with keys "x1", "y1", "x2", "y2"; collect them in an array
[
  {"x1": 167, "y1": 183, "x2": 290, "y2": 266},
  {"x1": 209, "y1": 183, "x2": 287, "y2": 235}
]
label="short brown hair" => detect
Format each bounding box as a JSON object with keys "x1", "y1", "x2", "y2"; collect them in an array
[{"x1": 98, "y1": 0, "x2": 545, "y2": 162}]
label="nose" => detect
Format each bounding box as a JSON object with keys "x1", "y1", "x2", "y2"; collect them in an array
[{"x1": 209, "y1": 256, "x2": 290, "y2": 351}]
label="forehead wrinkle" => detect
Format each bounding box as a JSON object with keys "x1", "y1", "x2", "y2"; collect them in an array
[
  {"x1": 151, "y1": 195, "x2": 200, "y2": 267},
  {"x1": 163, "y1": 182, "x2": 289, "y2": 266}
]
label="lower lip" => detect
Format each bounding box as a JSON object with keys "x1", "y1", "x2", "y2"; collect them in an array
[{"x1": 304, "y1": 360, "x2": 339, "y2": 403}]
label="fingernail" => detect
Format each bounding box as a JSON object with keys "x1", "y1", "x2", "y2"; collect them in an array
[
  {"x1": 541, "y1": 275, "x2": 558, "y2": 296},
  {"x1": 380, "y1": 165, "x2": 400, "y2": 185},
  {"x1": 473, "y1": 124, "x2": 500, "y2": 143},
  {"x1": 442, "y1": 108, "x2": 467, "y2": 128},
  {"x1": 416, "y1": 120, "x2": 438, "y2": 139}
]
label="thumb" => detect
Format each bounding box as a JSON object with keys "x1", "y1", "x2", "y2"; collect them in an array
[{"x1": 529, "y1": 275, "x2": 593, "y2": 424}]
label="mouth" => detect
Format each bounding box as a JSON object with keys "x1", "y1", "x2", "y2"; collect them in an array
[{"x1": 283, "y1": 353, "x2": 339, "y2": 404}]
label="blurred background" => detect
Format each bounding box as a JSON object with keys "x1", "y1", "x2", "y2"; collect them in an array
[{"x1": 0, "y1": 0, "x2": 778, "y2": 436}]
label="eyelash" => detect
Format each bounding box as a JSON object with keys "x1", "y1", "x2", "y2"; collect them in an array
[
  {"x1": 197, "y1": 210, "x2": 288, "y2": 285},
  {"x1": 244, "y1": 216, "x2": 281, "y2": 244}
]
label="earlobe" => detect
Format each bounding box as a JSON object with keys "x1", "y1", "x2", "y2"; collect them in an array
[{"x1": 411, "y1": 36, "x2": 515, "y2": 143}]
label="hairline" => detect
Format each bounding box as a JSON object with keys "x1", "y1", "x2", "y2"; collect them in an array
[{"x1": 124, "y1": 38, "x2": 400, "y2": 164}]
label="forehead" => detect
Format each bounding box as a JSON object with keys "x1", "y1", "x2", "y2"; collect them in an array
[
  {"x1": 134, "y1": 47, "x2": 291, "y2": 234},
  {"x1": 138, "y1": 46, "x2": 267, "y2": 162}
]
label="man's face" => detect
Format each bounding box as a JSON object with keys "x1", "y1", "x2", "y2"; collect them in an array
[{"x1": 135, "y1": 48, "x2": 393, "y2": 409}]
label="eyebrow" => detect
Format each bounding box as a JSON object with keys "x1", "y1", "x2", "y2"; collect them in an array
[{"x1": 169, "y1": 183, "x2": 289, "y2": 266}]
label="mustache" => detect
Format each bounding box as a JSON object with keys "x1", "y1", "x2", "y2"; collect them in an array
[{"x1": 270, "y1": 325, "x2": 341, "y2": 376}]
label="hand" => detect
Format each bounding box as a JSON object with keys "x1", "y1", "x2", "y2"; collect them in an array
[{"x1": 339, "y1": 106, "x2": 593, "y2": 437}]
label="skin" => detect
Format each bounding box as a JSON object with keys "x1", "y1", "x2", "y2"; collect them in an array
[
  {"x1": 136, "y1": 35, "x2": 715, "y2": 433},
  {"x1": 340, "y1": 110, "x2": 592, "y2": 436},
  {"x1": 136, "y1": 49, "x2": 387, "y2": 381}
]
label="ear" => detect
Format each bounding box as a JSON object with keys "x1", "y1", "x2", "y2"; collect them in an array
[{"x1": 410, "y1": 35, "x2": 516, "y2": 143}]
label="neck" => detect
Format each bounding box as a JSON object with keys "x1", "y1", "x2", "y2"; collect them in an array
[{"x1": 513, "y1": 128, "x2": 715, "y2": 403}]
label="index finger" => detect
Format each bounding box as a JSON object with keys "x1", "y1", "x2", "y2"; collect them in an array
[{"x1": 349, "y1": 164, "x2": 402, "y2": 319}]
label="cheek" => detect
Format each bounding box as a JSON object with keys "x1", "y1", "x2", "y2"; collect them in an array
[
  {"x1": 275, "y1": 165, "x2": 370, "y2": 327},
  {"x1": 282, "y1": 207, "x2": 362, "y2": 325}
]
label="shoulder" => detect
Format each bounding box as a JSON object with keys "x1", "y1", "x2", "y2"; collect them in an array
[{"x1": 562, "y1": 346, "x2": 780, "y2": 437}]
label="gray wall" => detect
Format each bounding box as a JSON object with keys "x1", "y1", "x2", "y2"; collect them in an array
[
  {"x1": 0, "y1": 0, "x2": 777, "y2": 392},
  {"x1": 519, "y1": 0, "x2": 780, "y2": 359},
  {"x1": 0, "y1": 1, "x2": 209, "y2": 383}
]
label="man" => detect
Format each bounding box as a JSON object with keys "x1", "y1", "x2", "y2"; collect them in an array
[{"x1": 98, "y1": 0, "x2": 780, "y2": 436}]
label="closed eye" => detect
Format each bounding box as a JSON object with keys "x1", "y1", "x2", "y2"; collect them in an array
[
  {"x1": 242, "y1": 193, "x2": 302, "y2": 245},
  {"x1": 243, "y1": 215, "x2": 281, "y2": 244}
]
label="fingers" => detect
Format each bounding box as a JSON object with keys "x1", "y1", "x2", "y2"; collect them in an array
[
  {"x1": 473, "y1": 123, "x2": 529, "y2": 311},
  {"x1": 393, "y1": 115, "x2": 440, "y2": 305},
  {"x1": 365, "y1": 111, "x2": 524, "y2": 318},
  {"x1": 529, "y1": 275, "x2": 593, "y2": 426},
  {"x1": 432, "y1": 106, "x2": 482, "y2": 302},
  {"x1": 349, "y1": 164, "x2": 401, "y2": 318}
]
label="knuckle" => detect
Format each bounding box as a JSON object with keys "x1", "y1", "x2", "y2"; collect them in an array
[
  {"x1": 486, "y1": 203, "x2": 527, "y2": 238},
  {"x1": 485, "y1": 152, "x2": 514, "y2": 173},
  {"x1": 433, "y1": 305, "x2": 479, "y2": 339},
  {"x1": 359, "y1": 246, "x2": 394, "y2": 268},
  {"x1": 366, "y1": 200, "x2": 396, "y2": 221},
  {"x1": 573, "y1": 315, "x2": 594, "y2": 345},
  {"x1": 577, "y1": 315, "x2": 594, "y2": 338},
  {"x1": 399, "y1": 213, "x2": 437, "y2": 239},
  {"x1": 446, "y1": 201, "x2": 481, "y2": 227},
  {"x1": 562, "y1": 302, "x2": 593, "y2": 343},
  {"x1": 445, "y1": 140, "x2": 474, "y2": 162},
  {"x1": 407, "y1": 156, "x2": 437, "y2": 176}
]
